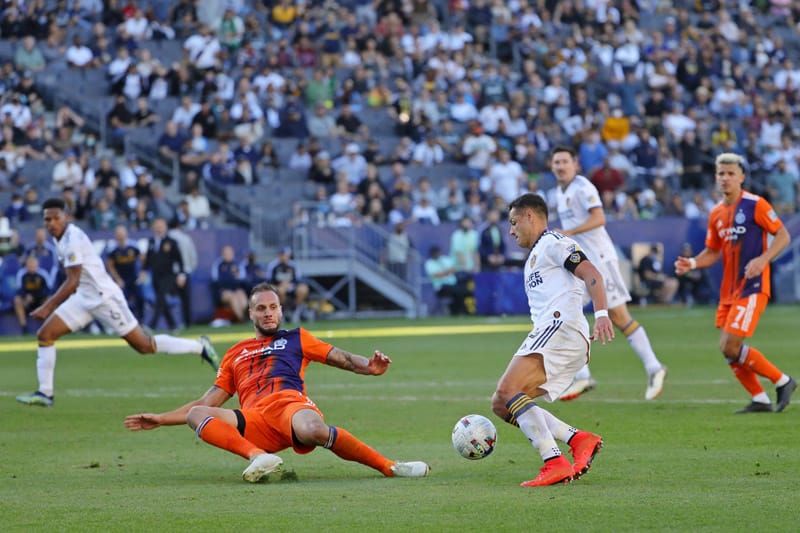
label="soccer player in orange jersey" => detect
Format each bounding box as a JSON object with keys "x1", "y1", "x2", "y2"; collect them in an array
[
  {"x1": 675, "y1": 153, "x2": 796, "y2": 414},
  {"x1": 124, "y1": 282, "x2": 430, "y2": 482}
]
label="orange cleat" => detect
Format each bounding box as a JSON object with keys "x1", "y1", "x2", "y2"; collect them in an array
[
  {"x1": 520, "y1": 455, "x2": 573, "y2": 487},
  {"x1": 569, "y1": 431, "x2": 603, "y2": 479}
]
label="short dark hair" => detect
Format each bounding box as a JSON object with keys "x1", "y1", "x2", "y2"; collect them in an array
[
  {"x1": 250, "y1": 282, "x2": 280, "y2": 300},
  {"x1": 508, "y1": 193, "x2": 548, "y2": 218},
  {"x1": 550, "y1": 145, "x2": 577, "y2": 160},
  {"x1": 42, "y1": 198, "x2": 66, "y2": 211}
]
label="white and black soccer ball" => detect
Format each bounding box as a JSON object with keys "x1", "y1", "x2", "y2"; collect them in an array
[{"x1": 452, "y1": 414, "x2": 497, "y2": 460}]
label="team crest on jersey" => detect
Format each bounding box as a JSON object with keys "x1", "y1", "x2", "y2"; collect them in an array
[
  {"x1": 569, "y1": 253, "x2": 581, "y2": 263},
  {"x1": 529, "y1": 254, "x2": 537, "y2": 268},
  {"x1": 68, "y1": 253, "x2": 76, "y2": 262},
  {"x1": 734, "y1": 210, "x2": 745, "y2": 224}
]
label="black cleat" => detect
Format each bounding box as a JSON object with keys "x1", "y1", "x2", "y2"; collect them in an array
[
  {"x1": 775, "y1": 377, "x2": 797, "y2": 413},
  {"x1": 734, "y1": 401, "x2": 773, "y2": 414}
]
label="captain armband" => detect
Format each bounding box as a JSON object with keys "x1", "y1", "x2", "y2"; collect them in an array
[{"x1": 563, "y1": 250, "x2": 589, "y2": 273}]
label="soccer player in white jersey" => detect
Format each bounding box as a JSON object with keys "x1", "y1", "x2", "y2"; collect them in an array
[
  {"x1": 16, "y1": 198, "x2": 220, "y2": 407},
  {"x1": 551, "y1": 146, "x2": 668, "y2": 400},
  {"x1": 492, "y1": 193, "x2": 614, "y2": 487}
]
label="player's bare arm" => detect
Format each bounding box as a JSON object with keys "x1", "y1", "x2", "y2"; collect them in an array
[
  {"x1": 744, "y1": 226, "x2": 790, "y2": 279},
  {"x1": 574, "y1": 260, "x2": 614, "y2": 345},
  {"x1": 124, "y1": 386, "x2": 232, "y2": 430},
  {"x1": 30, "y1": 265, "x2": 81, "y2": 320},
  {"x1": 674, "y1": 248, "x2": 721, "y2": 275},
  {"x1": 326, "y1": 348, "x2": 392, "y2": 375},
  {"x1": 558, "y1": 207, "x2": 606, "y2": 237}
]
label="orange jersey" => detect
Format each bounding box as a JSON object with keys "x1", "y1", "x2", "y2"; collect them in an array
[
  {"x1": 706, "y1": 191, "x2": 784, "y2": 304},
  {"x1": 214, "y1": 328, "x2": 333, "y2": 409}
]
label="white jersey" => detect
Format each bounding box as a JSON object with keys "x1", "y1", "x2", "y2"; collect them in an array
[
  {"x1": 55, "y1": 223, "x2": 124, "y2": 306},
  {"x1": 523, "y1": 230, "x2": 590, "y2": 340},
  {"x1": 555, "y1": 175, "x2": 618, "y2": 264}
]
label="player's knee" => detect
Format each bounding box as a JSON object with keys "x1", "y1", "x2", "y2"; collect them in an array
[
  {"x1": 294, "y1": 418, "x2": 329, "y2": 446},
  {"x1": 490, "y1": 392, "x2": 508, "y2": 418},
  {"x1": 186, "y1": 406, "x2": 211, "y2": 429}
]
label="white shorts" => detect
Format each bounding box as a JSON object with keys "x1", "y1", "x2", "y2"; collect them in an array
[
  {"x1": 55, "y1": 292, "x2": 139, "y2": 337},
  {"x1": 582, "y1": 256, "x2": 631, "y2": 309},
  {"x1": 514, "y1": 321, "x2": 590, "y2": 402}
]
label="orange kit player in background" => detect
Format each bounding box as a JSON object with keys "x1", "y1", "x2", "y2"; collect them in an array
[
  {"x1": 125, "y1": 282, "x2": 430, "y2": 482},
  {"x1": 675, "y1": 153, "x2": 796, "y2": 414}
]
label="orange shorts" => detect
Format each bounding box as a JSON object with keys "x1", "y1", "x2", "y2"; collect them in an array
[
  {"x1": 237, "y1": 389, "x2": 324, "y2": 455},
  {"x1": 715, "y1": 293, "x2": 767, "y2": 338}
]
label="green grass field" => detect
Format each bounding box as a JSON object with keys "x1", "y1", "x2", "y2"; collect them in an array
[{"x1": 1, "y1": 307, "x2": 797, "y2": 532}]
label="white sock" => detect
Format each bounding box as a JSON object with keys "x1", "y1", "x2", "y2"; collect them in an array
[
  {"x1": 752, "y1": 392, "x2": 771, "y2": 404},
  {"x1": 516, "y1": 406, "x2": 562, "y2": 461},
  {"x1": 153, "y1": 334, "x2": 202, "y2": 354},
  {"x1": 775, "y1": 374, "x2": 789, "y2": 387},
  {"x1": 37, "y1": 345, "x2": 56, "y2": 397},
  {"x1": 574, "y1": 364, "x2": 592, "y2": 381},
  {"x1": 626, "y1": 326, "x2": 663, "y2": 376},
  {"x1": 539, "y1": 409, "x2": 578, "y2": 443}
]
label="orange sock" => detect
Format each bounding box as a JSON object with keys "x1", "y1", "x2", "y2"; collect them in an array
[
  {"x1": 327, "y1": 426, "x2": 394, "y2": 476},
  {"x1": 197, "y1": 417, "x2": 263, "y2": 459},
  {"x1": 730, "y1": 362, "x2": 765, "y2": 396},
  {"x1": 742, "y1": 346, "x2": 783, "y2": 383}
]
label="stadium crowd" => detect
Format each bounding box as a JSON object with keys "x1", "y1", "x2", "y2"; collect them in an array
[{"x1": 1, "y1": 0, "x2": 800, "y2": 321}]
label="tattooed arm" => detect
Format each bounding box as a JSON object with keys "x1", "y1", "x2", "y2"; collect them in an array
[{"x1": 325, "y1": 348, "x2": 392, "y2": 376}]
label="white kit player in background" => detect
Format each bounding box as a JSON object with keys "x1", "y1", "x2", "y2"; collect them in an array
[
  {"x1": 551, "y1": 146, "x2": 668, "y2": 401},
  {"x1": 15, "y1": 198, "x2": 220, "y2": 408}
]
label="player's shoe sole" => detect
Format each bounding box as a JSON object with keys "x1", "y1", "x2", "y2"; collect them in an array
[
  {"x1": 775, "y1": 377, "x2": 797, "y2": 413},
  {"x1": 242, "y1": 453, "x2": 283, "y2": 483},
  {"x1": 560, "y1": 378, "x2": 597, "y2": 401},
  {"x1": 645, "y1": 366, "x2": 668, "y2": 400},
  {"x1": 199, "y1": 335, "x2": 221, "y2": 371},
  {"x1": 15, "y1": 391, "x2": 54, "y2": 407},
  {"x1": 391, "y1": 461, "x2": 430, "y2": 477},
  {"x1": 520, "y1": 455, "x2": 573, "y2": 487},
  {"x1": 734, "y1": 401, "x2": 773, "y2": 414}
]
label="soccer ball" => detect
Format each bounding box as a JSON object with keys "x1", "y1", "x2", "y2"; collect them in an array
[{"x1": 452, "y1": 414, "x2": 497, "y2": 460}]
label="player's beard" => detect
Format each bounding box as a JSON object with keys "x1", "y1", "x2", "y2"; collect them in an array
[{"x1": 255, "y1": 320, "x2": 281, "y2": 337}]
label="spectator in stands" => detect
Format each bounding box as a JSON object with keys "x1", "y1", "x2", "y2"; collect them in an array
[
  {"x1": 307, "y1": 102, "x2": 339, "y2": 140},
  {"x1": 335, "y1": 103, "x2": 368, "y2": 143},
  {"x1": 332, "y1": 143, "x2": 368, "y2": 187},
  {"x1": 210, "y1": 244, "x2": 248, "y2": 324},
  {"x1": 13, "y1": 254, "x2": 50, "y2": 334},
  {"x1": 149, "y1": 181, "x2": 177, "y2": 224},
  {"x1": 411, "y1": 135, "x2": 445, "y2": 167},
  {"x1": 107, "y1": 94, "x2": 135, "y2": 150},
  {"x1": 65, "y1": 35, "x2": 95, "y2": 70},
  {"x1": 307, "y1": 150, "x2": 335, "y2": 192},
  {"x1": 266, "y1": 246, "x2": 311, "y2": 323},
  {"x1": 104, "y1": 224, "x2": 145, "y2": 320},
  {"x1": 133, "y1": 96, "x2": 160, "y2": 128},
  {"x1": 424, "y1": 245, "x2": 471, "y2": 316},
  {"x1": 157, "y1": 119, "x2": 186, "y2": 163},
  {"x1": 14, "y1": 35, "x2": 46, "y2": 72},
  {"x1": 240, "y1": 250, "x2": 269, "y2": 293},
  {"x1": 478, "y1": 208, "x2": 506, "y2": 271},
  {"x1": 766, "y1": 159, "x2": 799, "y2": 215},
  {"x1": 184, "y1": 185, "x2": 211, "y2": 228},
  {"x1": 274, "y1": 98, "x2": 309, "y2": 139},
  {"x1": 172, "y1": 95, "x2": 201, "y2": 132},
  {"x1": 462, "y1": 123, "x2": 496, "y2": 180},
  {"x1": 4, "y1": 193, "x2": 29, "y2": 224},
  {"x1": 449, "y1": 215, "x2": 480, "y2": 275},
  {"x1": 90, "y1": 196, "x2": 119, "y2": 230},
  {"x1": 383, "y1": 221, "x2": 412, "y2": 281},
  {"x1": 51, "y1": 150, "x2": 82, "y2": 191},
  {"x1": 637, "y1": 244, "x2": 679, "y2": 305},
  {"x1": 183, "y1": 24, "x2": 221, "y2": 78},
  {"x1": 119, "y1": 153, "x2": 146, "y2": 189},
  {"x1": 411, "y1": 196, "x2": 440, "y2": 225}
]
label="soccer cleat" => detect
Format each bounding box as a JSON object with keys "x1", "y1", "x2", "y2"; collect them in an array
[
  {"x1": 390, "y1": 461, "x2": 431, "y2": 478},
  {"x1": 645, "y1": 366, "x2": 668, "y2": 400},
  {"x1": 242, "y1": 453, "x2": 283, "y2": 483},
  {"x1": 734, "y1": 401, "x2": 773, "y2": 414},
  {"x1": 199, "y1": 335, "x2": 221, "y2": 371},
  {"x1": 775, "y1": 377, "x2": 797, "y2": 413},
  {"x1": 559, "y1": 378, "x2": 598, "y2": 401},
  {"x1": 16, "y1": 391, "x2": 54, "y2": 407},
  {"x1": 569, "y1": 431, "x2": 603, "y2": 479},
  {"x1": 520, "y1": 455, "x2": 573, "y2": 487}
]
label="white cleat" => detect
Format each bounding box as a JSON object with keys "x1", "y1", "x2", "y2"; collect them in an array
[
  {"x1": 390, "y1": 461, "x2": 430, "y2": 478},
  {"x1": 242, "y1": 453, "x2": 283, "y2": 483},
  {"x1": 645, "y1": 367, "x2": 668, "y2": 400},
  {"x1": 560, "y1": 378, "x2": 598, "y2": 401}
]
